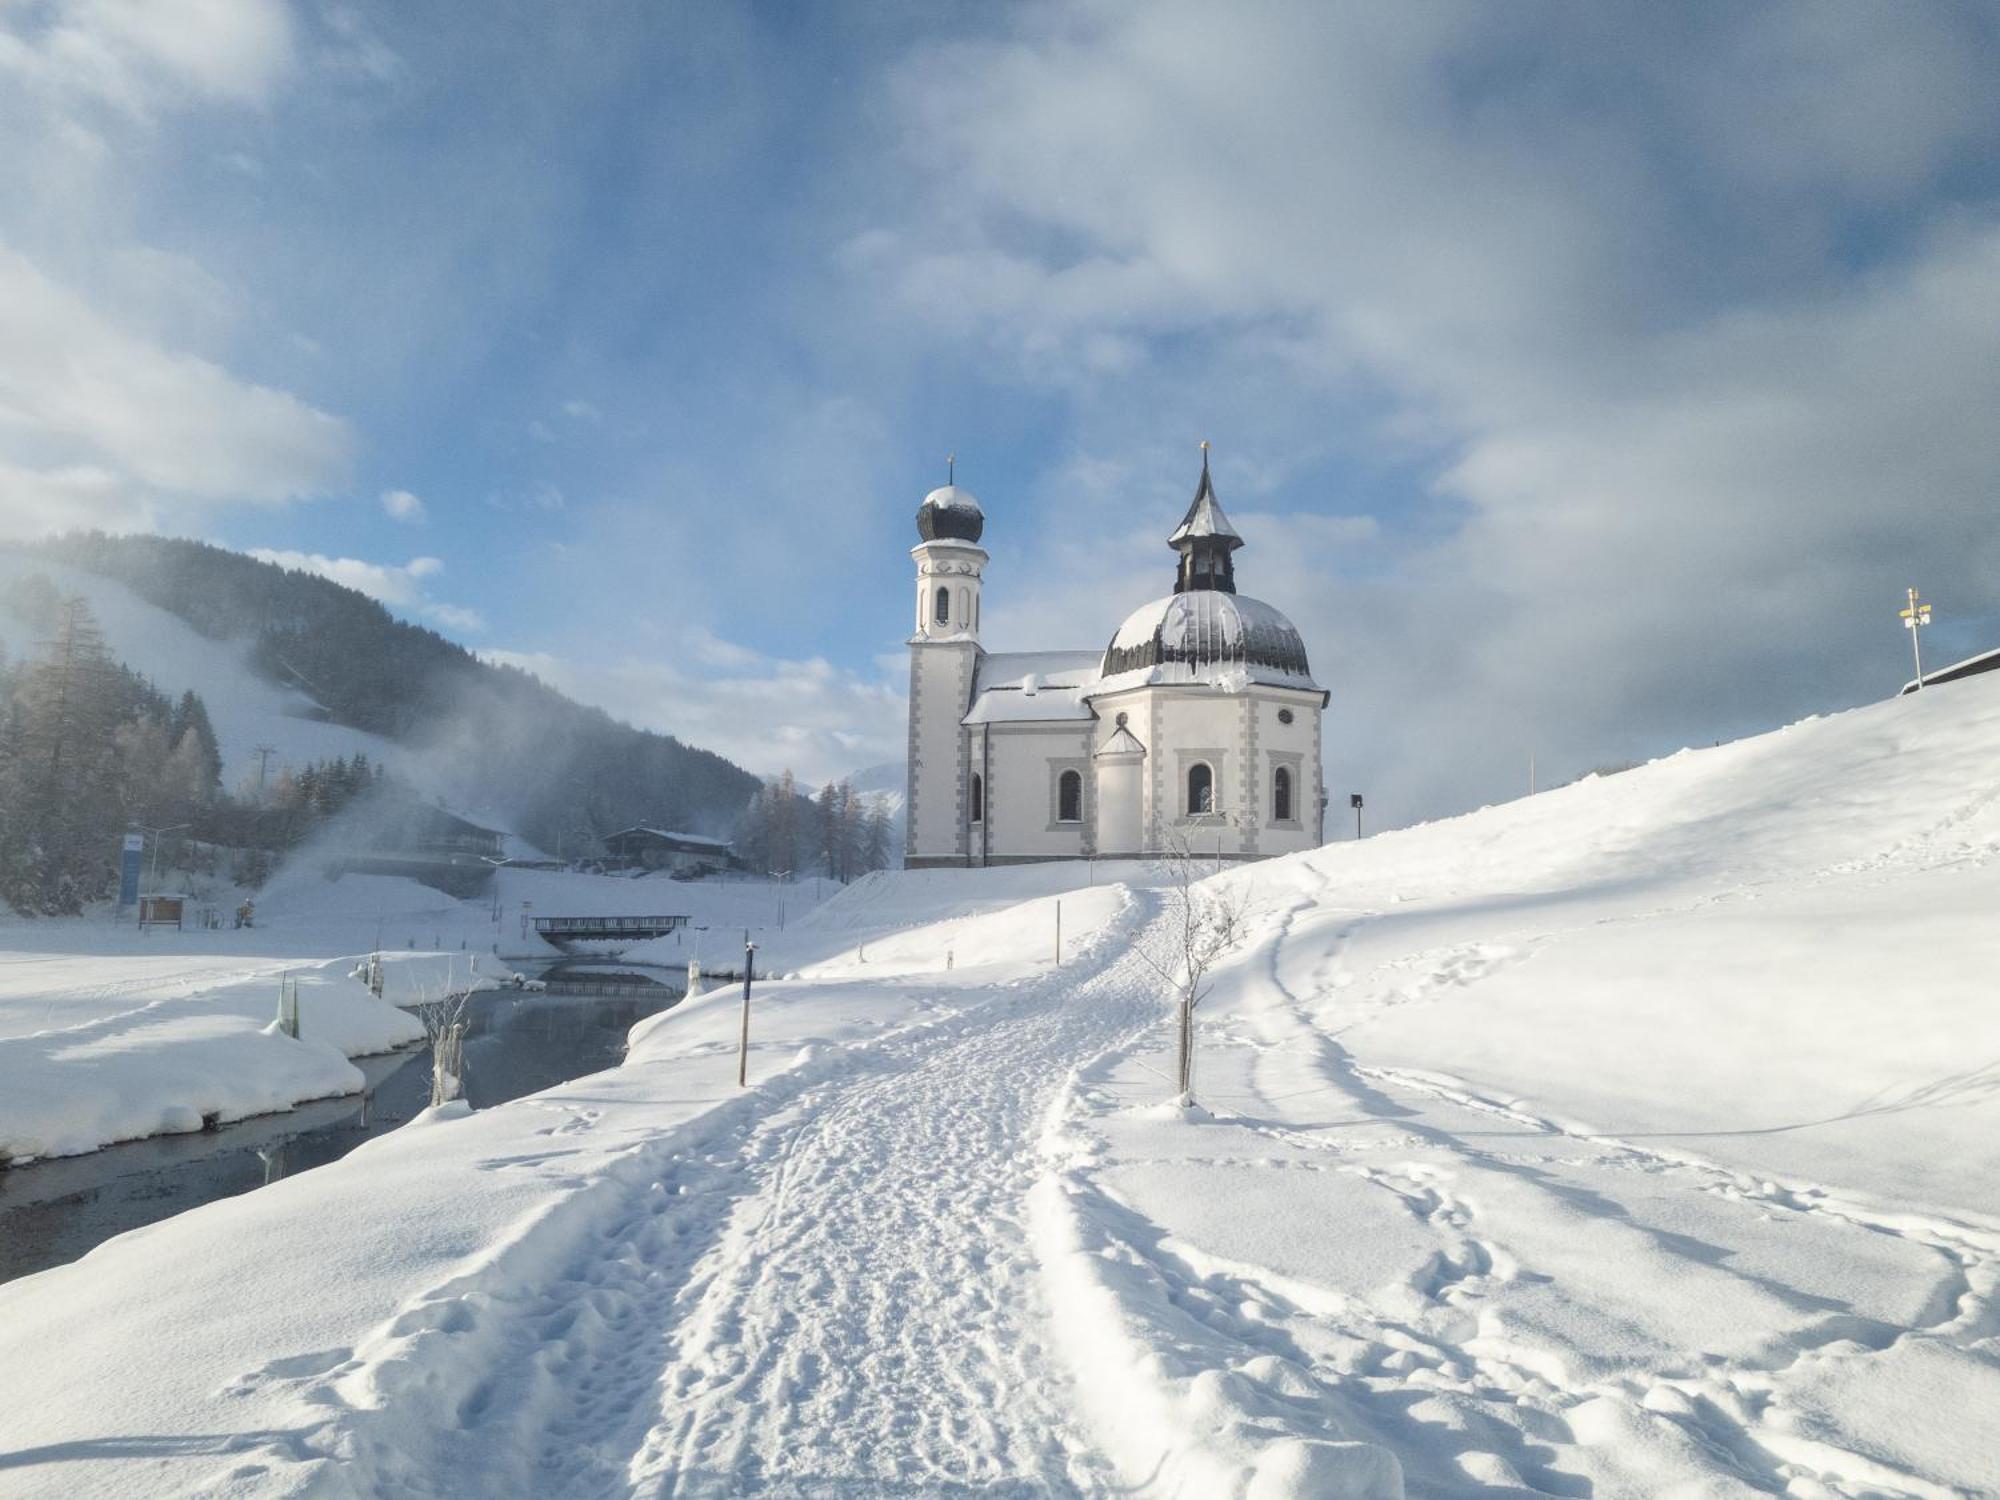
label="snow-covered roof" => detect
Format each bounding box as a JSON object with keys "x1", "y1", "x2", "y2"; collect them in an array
[
  {"x1": 962, "y1": 650, "x2": 1101, "y2": 725},
  {"x1": 922, "y1": 484, "x2": 983, "y2": 515},
  {"x1": 1098, "y1": 591, "x2": 1318, "y2": 692},
  {"x1": 1901, "y1": 644, "x2": 2000, "y2": 695},
  {"x1": 1167, "y1": 464, "x2": 1243, "y2": 549},
  {"x1": 1095, "y1": 724, "x2": 1147, "y2": 757},
  {"x1": 605, "y1": 826, "x2": 732, "y2": 850}
]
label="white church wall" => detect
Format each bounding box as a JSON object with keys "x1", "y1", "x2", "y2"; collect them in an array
[
  {"x1": 977, "y1": 723, "x2": 1094, "y2": 861},
  {"x1": 906, "y1": 643, "x2": 977, "y2": 867},
  {"x1": 1084, "y1": 685, "x2": 1325, "y2": 859},
  {"x1": 1252, "y1": 690, "x2": 1325, "y2": 855}
]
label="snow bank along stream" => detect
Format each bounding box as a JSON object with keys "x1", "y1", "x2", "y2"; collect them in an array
[{"x1": 0, "y1": 963, "x2": 685, "y2": 1284}]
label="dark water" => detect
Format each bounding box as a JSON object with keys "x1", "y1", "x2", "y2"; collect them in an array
[{"x1": 0, "y1": 963, "x2": 683, "y2": 1285}]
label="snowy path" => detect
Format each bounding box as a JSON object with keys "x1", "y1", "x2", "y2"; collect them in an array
[{"x1": 222, "y1": 894, "x2": 1159, "y2": 1499}]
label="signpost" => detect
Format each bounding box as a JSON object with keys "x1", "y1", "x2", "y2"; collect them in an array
[
  {"x1": 117, "y1": 833, "x2": 143, "y2": 911},
  {"x1": 737, "y1": 935, "x2": 757, "y2": 1088},
  {"x1": 1901, "y1": 587, "x2": 1933, "y2": 689},
  {"x1": 1350, "y1": 792, "x2": 1364, "y2": 840}
]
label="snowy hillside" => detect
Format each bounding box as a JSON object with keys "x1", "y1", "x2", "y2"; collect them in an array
[
  {"x1": 2, "y1": 679, "x2": 1997, "y2": 1497},
  {"x1": 0, "y1": 548, "x2": 398, "y2": 791}
]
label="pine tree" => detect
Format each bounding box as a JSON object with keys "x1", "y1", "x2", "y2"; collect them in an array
[
  {"x1": 2, "y1": 597, "x2": 126, "y2": 911},
  {"x1": 168, "y1": 690, "x2": 223, "y2": 792}
]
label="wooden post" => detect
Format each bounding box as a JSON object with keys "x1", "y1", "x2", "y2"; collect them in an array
[
  {"x1": 737, "y1": 939, "x2": 756, "y2": 1088},
  {"x1": 1055, "y1": 899, "x2": 1062, "y2": 967}
]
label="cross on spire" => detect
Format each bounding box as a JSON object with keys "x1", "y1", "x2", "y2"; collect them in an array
[{"x1": 947, "y1": 452, "x2": 955, "y2": 485}]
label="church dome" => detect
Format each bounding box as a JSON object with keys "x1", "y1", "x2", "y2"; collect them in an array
[
  {"x1": 1100, "y1": 591, "x2": 1314, "y2": 686},
  {"x1": 916, "y1": 484, "x2": 984, "y2": 543}
]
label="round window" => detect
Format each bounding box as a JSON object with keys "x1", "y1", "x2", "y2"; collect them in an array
[
  {"x1": 1115, "y1": 711, "x2": 1129, "y2": 727},
  {"x1": 1277, "y1": 708, "x2": 1294, "y2": 725}
]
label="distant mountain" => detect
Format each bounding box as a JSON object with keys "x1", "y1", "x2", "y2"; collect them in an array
[{"x1": 9, "y1": 533, "x2": 761, "y2": 855}]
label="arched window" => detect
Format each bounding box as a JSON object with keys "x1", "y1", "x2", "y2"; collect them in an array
[
  {"x1": 1057, "y1": 769, "x2": 1082, "y2": 823},
  {"x1": 935, "y1": 586, "x2": 950, "y2": 626},
  {"x1": 970, "y1": 773, "x2": 984, "y2": 824},
  {"x1": 958, "y1": 587, "x2": 970, "y2": 629},
  {"x1": 1273, "y1": 765, "x2": 1292, "y2": 822},
  {"x1": 1187, "y1": 761, "x2": 1214, "y2": 815}
]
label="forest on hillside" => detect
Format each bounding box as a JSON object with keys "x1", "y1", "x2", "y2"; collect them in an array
[
  {"x1": 0, "y1": 574, "x2": 456, "y2": 912},
  {"x1": 26, "y1": 533, "x2": 763, "y2": 855}
]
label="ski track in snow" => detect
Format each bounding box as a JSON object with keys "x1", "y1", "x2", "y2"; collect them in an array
[{"x1": 236, "y1": 893, "x2": 1160, "y2": 1499}]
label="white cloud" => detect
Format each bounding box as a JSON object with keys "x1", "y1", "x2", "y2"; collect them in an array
[
  {"x1": 482, "y1": 635, "x2": 907, "y2": 786},
  {"x1": 0, "y1": 245, "x2": 352, "y2": 537},
  {"x1": 249, "y1": 548, "x2": 436, "y2": 607},
  {"x1": 423, "y1": 602, "x2": 487, "y2": 634},
  {"x1": 381, "y1": 488, "x2": 427, "y2": 524},
  {"x1": 244, "y1": 548, "x2": 490, "y2": 637},
  {"x1": 0, "y1": 0, "x2": 296, "y2": 117}
]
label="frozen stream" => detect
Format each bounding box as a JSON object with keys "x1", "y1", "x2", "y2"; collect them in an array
[{"x1": 0, "y1": 962, "x2": 684, "y2": 1284}]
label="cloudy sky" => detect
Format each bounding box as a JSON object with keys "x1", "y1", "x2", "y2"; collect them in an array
[{"x1": 3, "y1": 1, "x2": 1998, "y2": 828}]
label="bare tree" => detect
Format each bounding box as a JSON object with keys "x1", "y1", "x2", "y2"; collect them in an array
[
  {"x1": 1132, "y1": 829, "x2": 1250, "y2": 1109},
  {"x1": 408, "y1": 955, "x2": 474, "y2": 1107}
]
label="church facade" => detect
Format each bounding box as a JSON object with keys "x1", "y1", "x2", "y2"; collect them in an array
[{"x1": 905, "y1": 452, "x2": 1328, "y2": 868}]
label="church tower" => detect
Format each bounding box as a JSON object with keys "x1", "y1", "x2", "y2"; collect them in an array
[{"x1": 905, "y1": 466, "x2": 985, "y2": 866}]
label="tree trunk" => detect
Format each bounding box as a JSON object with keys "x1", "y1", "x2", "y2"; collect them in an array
[{"x1": 1176, "y1": 996, "x2": 1195, "y2": 1106}]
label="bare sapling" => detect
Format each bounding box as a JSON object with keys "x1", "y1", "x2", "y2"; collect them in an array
[
  {"x1": 1133, "y1": 828, "x2": 1249, "y2": 1110},
  {"x1": 412, "y1": 955, "x2": 473, "y2": 1107}
]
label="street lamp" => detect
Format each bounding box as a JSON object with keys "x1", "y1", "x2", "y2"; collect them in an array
[{"x1": 1900, "y1": 587, "x2": 1933, "y2": 689}]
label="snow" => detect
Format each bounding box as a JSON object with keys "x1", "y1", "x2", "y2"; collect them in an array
[
  {"x1": 0, "y1": 867, "x2": 823, "y2": 1164},
  {"x1": 965, "y1": 650, "x2": 1102, "y2": 724},
  {"x1": 0, "y1": 549, "x2": 403, "y2": 791},
  {"x1": 922, "y1": 483, "x2": 983, "y2": 514},
  {"x1": 3, "y1": 680, "x2": 1999, "y2": 1496}
]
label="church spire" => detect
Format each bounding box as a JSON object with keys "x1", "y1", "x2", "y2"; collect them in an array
[{"x1": 1168, "y1": 441, "x2": 1243, "y2": 594}]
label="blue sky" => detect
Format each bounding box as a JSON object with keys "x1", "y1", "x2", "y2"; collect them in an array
[{"x1": 3, "y1": 2, "x2": 1999, "y2": 827}]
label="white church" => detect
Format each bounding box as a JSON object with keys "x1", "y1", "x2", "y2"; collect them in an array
[{"x1": 905, "y1": 449, "x2": 1328, "y2": 868}]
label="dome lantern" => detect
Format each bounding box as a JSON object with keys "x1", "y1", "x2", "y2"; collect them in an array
[{"x1": 1169, "y1": 442, "x2": 1243, "y2": 594}]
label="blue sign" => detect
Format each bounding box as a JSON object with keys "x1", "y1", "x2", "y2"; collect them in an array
[{"x1": 118, "y1": 833, "x2": 144, "y2": 908}]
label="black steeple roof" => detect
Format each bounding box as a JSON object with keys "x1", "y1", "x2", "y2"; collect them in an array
[{"x1": 1169, "y1": 444, "x2": 1242, "y2": 594}]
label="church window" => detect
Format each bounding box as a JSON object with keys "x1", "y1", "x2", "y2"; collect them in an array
[
  {"x1": 970, "y1": 773, "x2": 983, "y2": 824},
  {"x1": 1273, "y1": 766, "x2": 1293, "y2": 822},
  {"x1": 935, "y1": 586, "x2": 950, "y2": 626},
  {"x1": 1187, "y1": 762, "x2": 1214, "y2": 815},
  {"x1": 1057, "y1": 769, "x2": 1082, "y2": 823}
]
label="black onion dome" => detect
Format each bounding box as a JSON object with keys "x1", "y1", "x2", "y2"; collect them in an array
[
  {"x1": 1100, "y1": 592, "x2": 1314, "y2": 683},
  {"x1": 916, "y1": 484, "x2": 984, "y2": 543}
]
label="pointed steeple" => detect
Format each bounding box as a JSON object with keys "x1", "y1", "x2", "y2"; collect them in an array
[{"x1": 1169, "y1": 442, "x2": 1242, "y2": 593}]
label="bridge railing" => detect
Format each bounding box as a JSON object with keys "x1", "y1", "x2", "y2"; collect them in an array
[{"x1": 531, "y1": 915, "x2": 690, "y2": 936}]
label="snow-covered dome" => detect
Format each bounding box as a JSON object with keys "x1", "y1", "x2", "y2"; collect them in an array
[
  {"x1": 1100, "y1": 591, "x2": 1315, "y2": 686},
  {"x1": 916, "y1": 484, "x2": 984, "y2": 543}
]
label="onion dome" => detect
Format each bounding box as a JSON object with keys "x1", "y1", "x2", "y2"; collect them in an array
[
  {"x1": 1101, "y1": 590, "x2": 1314, "y2": 684},
  {"x1": 916, "y1": 483, "x2": 984, "y2": 543}
]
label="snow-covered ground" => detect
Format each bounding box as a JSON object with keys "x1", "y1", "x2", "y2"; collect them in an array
[
  {"x1": 0, "y1": 871, "x2": 818, "y2": 1162},
  {"x1": 2, "y1": 682, "x2": 1997, "y2": 1496},
  {"x1": 0, "y1": 549, "x2": 402, "y2": 793}
]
